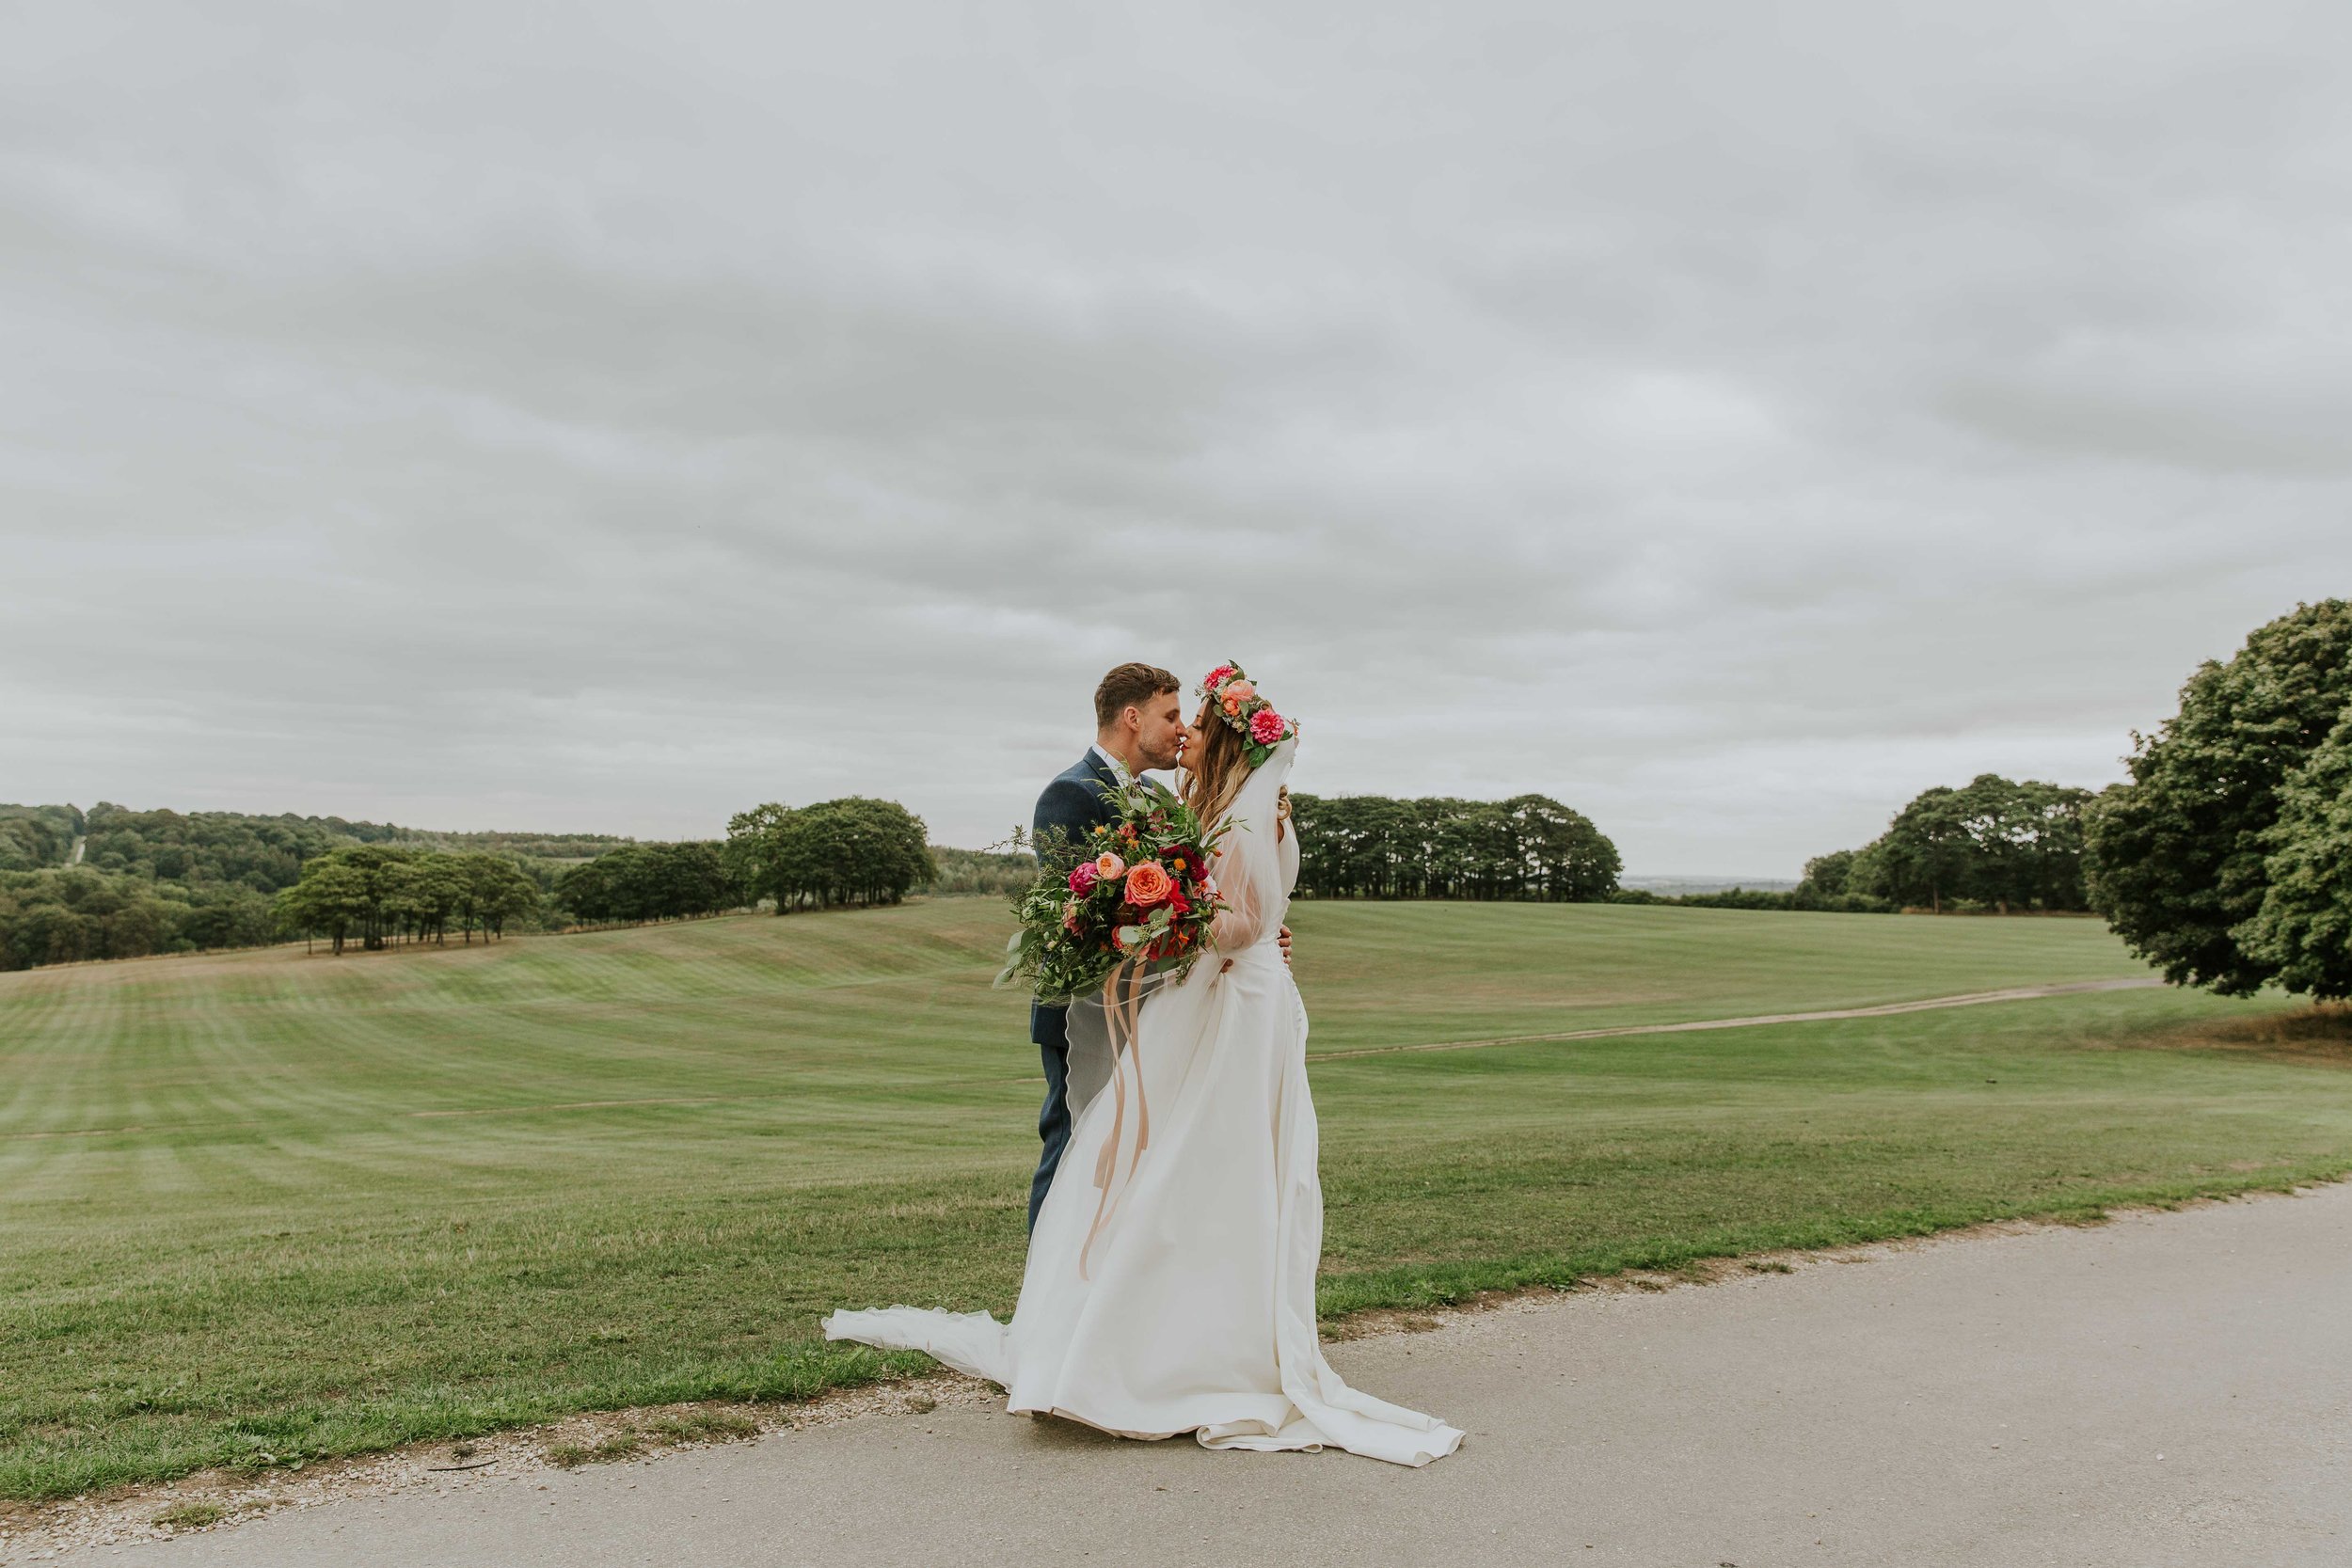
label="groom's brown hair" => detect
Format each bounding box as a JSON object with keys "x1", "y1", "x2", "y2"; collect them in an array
[{"x1": 1094, "y1": 662, "x2": 1181, "y2": 728}]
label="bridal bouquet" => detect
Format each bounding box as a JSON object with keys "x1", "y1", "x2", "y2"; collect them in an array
[{"x1": 998, "y1": 785, "x2": 1229, "y2": 1004}]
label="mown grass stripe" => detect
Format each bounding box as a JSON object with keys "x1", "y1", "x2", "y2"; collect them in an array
[{"x1": 2, "y1": 900, "x2": 2345, "y2": 1503}]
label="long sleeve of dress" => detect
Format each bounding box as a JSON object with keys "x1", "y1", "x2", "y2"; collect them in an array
[
  {"x1": 1208, "y1": 834, "x2": 1266, "y2": 952},
  {"x1": 1204, "y1": 761, "x2": 1291, "y2": 955}
]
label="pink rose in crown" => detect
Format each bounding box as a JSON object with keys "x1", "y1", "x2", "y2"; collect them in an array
[
  {"x1": 1248, "y1": 708, "x2": 1286, "y2": 745},
  {"x1": 1225, "y1": 679, "x2": 1255, "y2": 703},
  {"x1": 1068, "y1": 862, "x2": 1099, "y2": 895}
]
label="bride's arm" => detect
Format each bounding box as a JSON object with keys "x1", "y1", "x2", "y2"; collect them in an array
[{"x1": 1206, "y1": 827, "x2": 1267, "y2": 955}]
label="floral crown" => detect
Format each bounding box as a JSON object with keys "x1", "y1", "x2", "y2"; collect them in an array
[{"x1": 1196, "y1": 660, "x2": 1297, "y2": 768}]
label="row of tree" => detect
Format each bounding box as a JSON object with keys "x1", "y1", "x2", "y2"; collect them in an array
[
  {"x1": 273, "y1": 846, "x2": 544, "y2": 954},
  {"x1": 554, "y1": 843, "x2": 739, "y2": 926},
  {"x1": 1797, "y1": 773, "x2": 2094, "y2": 914},
  {"x1": 1288, "y1": 793, "x2": 1622, "y2": 902},
  {"x1": 0, "y1": 790, "x2": 960, "y2": 967},
  {"x1": 724, "y1": 798, "x2": 936, "y2": 911}
]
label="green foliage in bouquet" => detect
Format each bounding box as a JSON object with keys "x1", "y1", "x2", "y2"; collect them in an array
[{"x1": 995, "y1": 783, "x2": 1230, "y2": 1005}]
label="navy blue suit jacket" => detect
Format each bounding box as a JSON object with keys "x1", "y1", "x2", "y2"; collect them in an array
[{"x1": 1028, "y1": 752, "x2": 1127, "y2": 1045}]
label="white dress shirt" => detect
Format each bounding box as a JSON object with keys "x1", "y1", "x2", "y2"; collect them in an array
[{"x1": 1089, "y1": 743, "x2": 1135, "y2": 787}]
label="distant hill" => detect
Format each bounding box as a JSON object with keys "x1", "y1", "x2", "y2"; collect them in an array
[
  {"x1": 0, "y1": 802, "x2": 638, "y2": 895},
  {"x1": 0, "y1": 798, "x2": 1037, "y2": 973},
  {"x1": 1620, "y1": 875, "x2": 1801, "y2": 896},
  {"x1": 924, "y1": 844, "x2": 1036, "y2": 898},
  {"x1": 0, "y1": 804, "x2": 83, "y2": 872},
  {"x1": 0, "y1": 801, "x2": 650, "y2": 972}
]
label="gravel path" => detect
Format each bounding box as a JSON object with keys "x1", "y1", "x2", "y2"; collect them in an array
[
  {"x1": 24, "y1": 1179, "x2": 2348, "y2": 1568},
  {"x1": 1313, "y1": 975, "x2": 2164, "y2": 1060}
]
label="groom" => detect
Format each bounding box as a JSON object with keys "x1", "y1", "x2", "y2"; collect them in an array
[
  {"x1": 1026, "y1": 663, "x2": 1186, "y2": 1231},
  {"x1": 1025, "y1": 662, "x2": 1293, "y2": 1231}
]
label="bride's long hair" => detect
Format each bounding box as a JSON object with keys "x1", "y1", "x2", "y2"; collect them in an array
[{"x1": 1180, "y1": 699, "x2": 1252, "y2": 829}]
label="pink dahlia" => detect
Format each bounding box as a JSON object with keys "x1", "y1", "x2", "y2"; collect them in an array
[
  {"x1": 1068, "y1": 862, "x2": 1099, "y2": 895},
  {"x1": 1248, "y1": 707, "x2": 1287, "y2": 745}
]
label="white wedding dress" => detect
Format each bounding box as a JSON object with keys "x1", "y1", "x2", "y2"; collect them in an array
[{"x1": 823, "y1": 737, "x2": 1463, "y2": 1466}]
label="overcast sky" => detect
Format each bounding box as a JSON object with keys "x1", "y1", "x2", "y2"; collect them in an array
[{"x1": 6, "y1": 2, "x2": 2349, "y2": 876}]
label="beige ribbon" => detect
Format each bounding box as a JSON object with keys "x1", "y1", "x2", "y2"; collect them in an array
[{"x1": 1078, "y1": 959, "x2": 1153, "y2": 1281}]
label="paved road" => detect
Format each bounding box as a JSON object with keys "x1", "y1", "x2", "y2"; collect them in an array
[{"x1": 55, "y1": 1184, "x2": 2351, "y2": 1568}]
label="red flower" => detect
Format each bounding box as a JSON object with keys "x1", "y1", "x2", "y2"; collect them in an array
[{"x1": 1248, "y1": 708, "x2": 1287, "y2": 745}]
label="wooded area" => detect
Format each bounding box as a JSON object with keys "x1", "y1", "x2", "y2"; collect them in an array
[
  {"x1": 1289, "y1": 793, "x2": 1622, "y2": 901},
  {"x1": 722, "y1": 797, "x2": 935, "y2": 911},
  {"x1": 1794, "y1": 773, "x2": 2094, "y2": 914},
  {"x1": 274, "y1": 846, "x2": 544, "y2": 953},
  {"x1": 555, "y1": 842, "x2": 739, "y2": 927},
  {"x1": 0, "y1": 794, "x2": 967, "y2": 969}
]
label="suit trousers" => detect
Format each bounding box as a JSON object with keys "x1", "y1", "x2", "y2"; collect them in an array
[{"x1": 1029, "y1": 1001, "x2": 1073, "y2": 1233}]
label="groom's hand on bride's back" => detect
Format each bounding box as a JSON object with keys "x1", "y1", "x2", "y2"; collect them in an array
[{"x1": 1279, "y1": 926, "x2": 1293, "y2": 965}]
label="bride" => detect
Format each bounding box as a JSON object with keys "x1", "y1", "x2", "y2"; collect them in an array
[{"x1": 824, "y1": 663, "x2": 1464, "y2": 1466}]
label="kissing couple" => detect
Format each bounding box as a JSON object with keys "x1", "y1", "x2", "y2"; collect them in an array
[{"x1": 826, "y1": 661, "x2": 1464, "y2": 1466}]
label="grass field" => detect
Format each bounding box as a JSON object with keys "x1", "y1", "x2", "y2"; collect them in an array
[{"x1": 4, "y1": 900, "x2": 2350, "y2": 1502}]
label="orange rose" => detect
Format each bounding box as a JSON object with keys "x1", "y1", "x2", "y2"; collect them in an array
[
  {"x1": 1222, "y1": 694, "x2": 1242, "y2": 716},
  {"x1": 1123, "y1": 861, "x2": 1173, "y2": 907}
]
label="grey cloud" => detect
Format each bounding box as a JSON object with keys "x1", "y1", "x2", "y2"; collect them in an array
[{"x1": 5, "y1": 0, "x2": 2351, "y2": 873}]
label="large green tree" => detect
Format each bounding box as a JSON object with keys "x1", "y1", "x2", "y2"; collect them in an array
[
  {"x1": 2233, "y1": 711, "x2": 2352, "y2": 1001},
  {"x1": 2085, "y1": 599, "x2": 2352, "y2": 994}
]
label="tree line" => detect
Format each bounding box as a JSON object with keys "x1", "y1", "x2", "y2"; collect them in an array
[
  {"x1": 274, "y1": 846, "x2": 544, "y2": 954},
  {"x1": 0, "y1": 791, "x2": 961, "y2": 971},
  {"x1": 554, "y1": 842, "x2": 739, "y2": 927},
  {"x1": 1288, "y1": 793, "x2": 1622, "y2": 902},
  {"x1": 1612, "y1": 775, "x2": 2094, "y2": 917},
  {"x1": 1790, "y1": 773, "x2": 2094, "y2": 914},
  {"x1": 0, "y1": 867, "x2": 279, "y2": 971},
  {"x1": 2, "y1": 802, "x2": 642, "y2": 893},
  {"x1": 723, "y1": 797, "x2": 935, "y2": 911}
]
